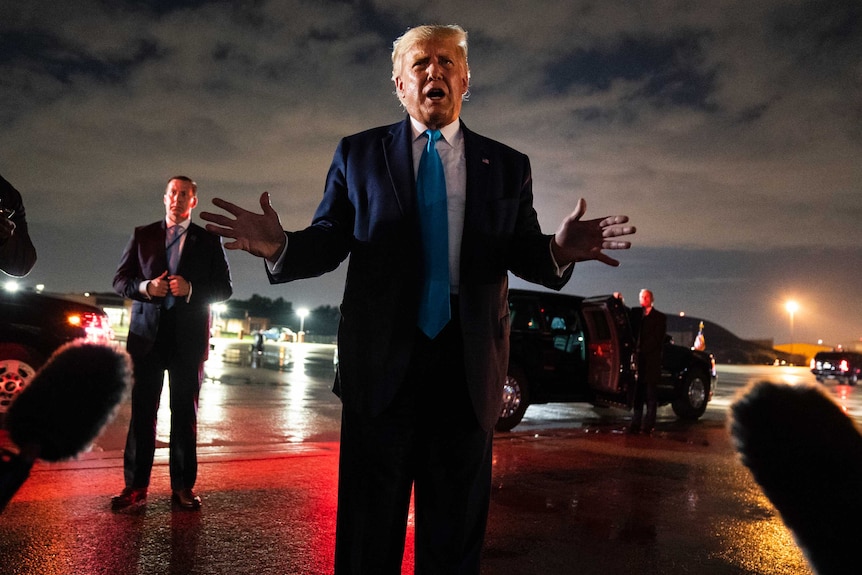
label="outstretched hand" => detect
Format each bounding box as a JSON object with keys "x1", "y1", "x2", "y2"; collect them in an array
[
  {"x1": 552, "y1": 198, "x2": 635, "y2": 267},
  {"x1": 200, "y1": 192, "x2": 287, "y2": 261}
]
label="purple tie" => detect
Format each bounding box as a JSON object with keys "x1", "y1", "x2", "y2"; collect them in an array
[{"x1": 164, "y1": 225, "x2": 182, "y2": 308}]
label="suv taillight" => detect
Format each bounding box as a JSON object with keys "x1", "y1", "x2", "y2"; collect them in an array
[
  {"x1": 67, "y1": 311, "x2": 114, "y2": 344},
  {"x1": 839, "y1": 359, "x2": 850, "y2": 373}
]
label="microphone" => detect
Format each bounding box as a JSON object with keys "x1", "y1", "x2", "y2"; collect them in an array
[
  {"x1": 729, "y1": 381, "x2": 862, "y2": 575},
  {"x1": 0, "y1": 341, "x2": 132, "y2": 512}
]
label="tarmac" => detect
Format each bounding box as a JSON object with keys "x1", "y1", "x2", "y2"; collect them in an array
[{"x1": 0, "y1": 419, "x2": 814, "y2": 575}]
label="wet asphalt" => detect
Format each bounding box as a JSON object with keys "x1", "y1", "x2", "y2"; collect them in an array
[{"x1": 0, "y1": 417, "x2": 814, "y2": 575}]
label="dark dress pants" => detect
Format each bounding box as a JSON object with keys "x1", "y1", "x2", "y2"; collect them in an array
[
  {"x1": 123, "y1": 309, "x2": 203, "y2": 491},
  {"x1": 632, "y1": 358, "x2": 660, "y2": 431},
  {"x1": 335, "y1": 309, "x2": 494, "y2": 575}
]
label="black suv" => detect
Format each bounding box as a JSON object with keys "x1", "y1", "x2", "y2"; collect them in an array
[
  {"x1": 0, "y1": 288, "x2": 114, "y2": 414},
  {"x1": 810, "y1": 351, "x2": 862, "y2": 386},
  {"x1": 498, "y1": 289, "x2": 716, "y2": 431}
]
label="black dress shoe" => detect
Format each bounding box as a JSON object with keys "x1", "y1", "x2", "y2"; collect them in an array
[
  {"x1": 111, "y1": 487, "x2": 147, "y2": 511},
  {"x1": 172, "y1": 488, "x2": 202, "y2": 510}
]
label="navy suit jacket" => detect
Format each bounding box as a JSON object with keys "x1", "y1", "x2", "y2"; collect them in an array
[
  {"x1": 114, "y1": 220, "x2": 232, "y2": 362},
  {"x1": 269, "y1": 118, "x2": 573, "y2": 430}
]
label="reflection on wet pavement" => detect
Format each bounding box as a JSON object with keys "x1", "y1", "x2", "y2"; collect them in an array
[
  {"x1": 486, "y1": 426, "x2": 814, "y2": 575},
  {"x1": 205, "y1": 340, "x2": 336, "y2": 384}
]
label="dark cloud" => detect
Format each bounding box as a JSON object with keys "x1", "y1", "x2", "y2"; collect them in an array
[
  {"x1": 545, "y1": 33, "x2": 717, "y2": 110},
  {"x1": 1, "y1": 0, "x2": 859, "y2": 345}
]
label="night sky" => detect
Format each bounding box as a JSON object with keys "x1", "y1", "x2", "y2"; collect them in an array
[{"x1": 1, "y1": 0, "x2": 860, "y2": 346}]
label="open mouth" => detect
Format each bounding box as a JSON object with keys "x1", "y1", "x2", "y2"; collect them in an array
[{"x1": 427, "y1": 88, "x2": 445, "y2": 100}]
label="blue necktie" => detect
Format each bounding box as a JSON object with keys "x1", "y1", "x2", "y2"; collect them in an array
[
  {"x1": 416, "y1": 129, "x2": 450, "y2": 338},
  {"x1": 164, "y1": 225, "x2": 181, "y2": 309}
]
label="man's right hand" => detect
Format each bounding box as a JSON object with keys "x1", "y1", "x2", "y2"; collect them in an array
[
  {"x1": 147, "y1": 271, "x2": 170, "y2": 298},
  {"x1": 200, "y1": 192, "x2": 287, "y2": 262}
]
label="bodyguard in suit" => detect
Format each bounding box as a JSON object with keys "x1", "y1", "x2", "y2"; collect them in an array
[
  {"x1": 629, "y1": 288, "x2": 667, "y2": 435},
  {"x1": 111, "y1": 176, "x2": 232, "y2": 511},
  {"x1": 201, "y1": 25, "x2": 635, "y2": 574}
]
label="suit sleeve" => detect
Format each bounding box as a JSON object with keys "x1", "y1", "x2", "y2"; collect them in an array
[
  {"x1": 189, "y1": 233, "x2": 233, "y2": 304},
  {"x1": 506, "y1": 155, "x2": 573, "y2": 290},
  {"x1": 113, "y1": 230, "x2": 149, "y2": 301},
  {"x1": 268, "y1": 137, "x2": 354, "y2": 284},
  {"x1": 0, "y1": 177, "x2": 37, "y2": 278}
]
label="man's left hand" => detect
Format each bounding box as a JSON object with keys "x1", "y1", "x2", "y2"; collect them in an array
[
  {"x1": 552, "y1": 198, "x2": 636, "y2": 267},
  {"x1": 200, "y1": 192, "x2": 287, "y2": 262},
  {"x1": 168, "y1": 275, "x2": 190, "y2": 297}
]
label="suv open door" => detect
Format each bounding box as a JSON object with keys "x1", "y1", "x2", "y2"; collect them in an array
[{"x1": 580, "y1": 295, "x2": 636, "y2": 409}]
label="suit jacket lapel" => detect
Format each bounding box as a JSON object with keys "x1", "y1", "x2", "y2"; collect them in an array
[
  {"x1": 176, "y1": 223, "x2": 199, "y2": 274},
  {"x1": 461, "y1": 121, "x2": 494, "y2": 260},
  {"x1": 153, "y1": 221, "x2": 169, "y2": 273},
  {"x1": 462, "y1": 121, "x2": 490, "y2": 210},
  {"x1": 382, "y1": 117, "x2": 415, "y2": 216}
]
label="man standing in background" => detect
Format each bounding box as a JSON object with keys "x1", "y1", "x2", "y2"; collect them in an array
[
  {"x1": 629, "y1": 288, "x2": 667, "y2": 435},
  {"x1": 112, "y1": 176, "x2": 232, "y2": 511}
]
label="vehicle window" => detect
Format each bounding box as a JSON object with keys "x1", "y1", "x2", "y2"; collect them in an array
[
  {"x1": 583, "y1": 308, "x2": 611, "y2": 340},
  {"x1": 545, "y1": 305, "x2": 583, "y2": 354}
]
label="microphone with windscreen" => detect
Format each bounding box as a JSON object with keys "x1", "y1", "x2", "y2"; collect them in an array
[
  {"x1": 0, "y1": 340, "x2": 132, "y2": 512},
  {"x1": 729, "y1": 381, "x2": 862, "y2": 575}
]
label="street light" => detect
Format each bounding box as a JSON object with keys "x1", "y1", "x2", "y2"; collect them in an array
[
  {"x1": 785, "y1": 300, "x2": 799, "y2": 356},
  {"x1": 297, "y1": 308, "x2": 309, "y2": 341}
]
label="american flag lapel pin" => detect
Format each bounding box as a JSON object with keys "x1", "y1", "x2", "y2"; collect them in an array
[{"x1": 482, "y1": 157, "x2": 490, "y2": 165}]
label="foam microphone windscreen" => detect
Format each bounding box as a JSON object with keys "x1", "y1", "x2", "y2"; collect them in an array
[
  {"x1": 6, "y1": 340, "x2": 132, "y2": 461},
  {"x1": 729, "y1": 381, "x2": 862, "y2": 575}
]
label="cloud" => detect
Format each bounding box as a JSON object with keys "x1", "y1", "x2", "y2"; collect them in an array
[{"x1": 1, "y1": 0, "x2": 859, "y2": 344}]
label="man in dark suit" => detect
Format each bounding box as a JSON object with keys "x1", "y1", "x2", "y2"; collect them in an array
[
  {"x1": 201, "y1": 24, "x2": 635, "y2": 574},
  {"x1": 111, "y1": 176, "x2": 232, "y2": 511},
  {"x1": 0, "y1": 174, "x2": 37, "y2": 278},
  {"x1": 629, "y1": 288, "x2": 667, "y2": 435}
]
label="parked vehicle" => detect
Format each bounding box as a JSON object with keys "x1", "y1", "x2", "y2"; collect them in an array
[
  {"x1": 258, "y1": 327, "x2": 296, "y2": 342},
  {"x1": 810, "y1": 351, "x2": 862, "y2": 386},
  {"x1": 498, "y1": 289, "x2": 716, "y2": 431},
  {"x1": 0, "y1": 289, "x2": 114, "y2": 414}
]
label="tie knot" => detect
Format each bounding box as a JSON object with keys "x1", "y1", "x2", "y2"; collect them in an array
[
  {"x1": 167, "y1": 225, "x2": 184, "y2": 247},
  {"x1": 425, "y1": 129, "x2": 442, "y2": 150}
]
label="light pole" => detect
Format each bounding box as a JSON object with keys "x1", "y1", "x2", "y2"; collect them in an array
[
  {"x1": 297, "y1": 308, "x2": 309, "y2": 342},
  {"x1": 785, "y1": 300, "x2": 799, "y2": 356}
]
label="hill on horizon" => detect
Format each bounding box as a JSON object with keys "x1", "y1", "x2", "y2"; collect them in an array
[{"x1": 665, "y1": 314, "x2": 800, "y2": 365}]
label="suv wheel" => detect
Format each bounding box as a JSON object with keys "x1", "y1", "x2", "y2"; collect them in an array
[
  {"x1": 671, "y1": 370, "x2": 709, "y2": 421},
  {"x1": 496, "y1": 365, "x2": 530, "y2": 432},
  {"x1": 0, "y1": 344, "x2": 43, "y2": 414}
]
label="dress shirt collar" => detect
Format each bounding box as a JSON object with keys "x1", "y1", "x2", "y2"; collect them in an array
[
  {"x1": 165, "y1": 218, "x2": 191, "y2": 231},
  {"x1": 408, "y1": 116, "x2": 461, "y2": 145}
]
